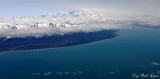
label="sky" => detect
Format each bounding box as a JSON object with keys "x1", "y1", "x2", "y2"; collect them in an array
[
  {"x1": 0, "y1": 0, "x2": 160, "y2": 38},
  {"x1": 0, "y1": 0, "x2": 160, "y2": 16}
]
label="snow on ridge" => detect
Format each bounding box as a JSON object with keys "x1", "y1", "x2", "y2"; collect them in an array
[{"x1": 0, "y1": 10, "x2": 160, "y2": 38}]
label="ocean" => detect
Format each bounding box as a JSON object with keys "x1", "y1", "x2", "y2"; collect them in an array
[{"x1": 0, "y1": 27, "x2": 160, "y2": 79}]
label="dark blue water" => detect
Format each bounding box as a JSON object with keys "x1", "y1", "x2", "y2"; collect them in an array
[
  {"x1": 0, "y1": 27, "x2": 160, "y2": 79},
  {"x1": 0, "y1": 30, "x2": 118, "y2": 52}
]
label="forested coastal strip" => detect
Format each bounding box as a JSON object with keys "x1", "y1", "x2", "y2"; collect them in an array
[{"x1": 0, "y1": 30, "x2": 118, "y2": 52}]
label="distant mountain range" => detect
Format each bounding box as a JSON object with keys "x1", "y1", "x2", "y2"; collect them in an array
[{"x1": 0, "y1": 10, "x2": 160, "y2": 38}]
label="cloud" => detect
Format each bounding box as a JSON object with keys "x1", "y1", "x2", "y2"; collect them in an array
[
  {"x1": 31, "y1": 72, "x2": 52, "y2": 77},
  {"x1": 37, "y1": 71, "x2": 84, "y2": 76},
  {"x1": 0, "y1": 10, "x2": 160, "y2": 38},
  {"x1": 72, "y1": 72, "x2": 78, "y2": 75},
  {"x1": 43, "y1": 72, "x2": 52, "y2": 76},
  {"x1": 157, "y1": 71, "x2": 160, "y2": 74},
  {"x1": 151, "y1": 62, "x2": 160, "y2": 66},
  {"x1": 56, "y1": 72, "x2": 63, "y2": 76},
  {"x1": 108, "y1": 72, "x2": 116, "y2": 74},
  {"x1": 0, "y1": 0, "x2": 160, "y2": 16},
  {"x1": 107, "y1": 70, "x2": 121, "y2": 74},
  {"x1": 77, "y1": 71, "x2": 83, "y2": 74},
  {"x1": 0, "y1": 10, "x2": 128, "y2": 38},
  {"x1": 63, "y1": 71, "x2": 83, "y2": 75},
  {"x1": 64, "y1": 72, "x2": 70, "y2": 75},
  {"x1": 30, "y1": 73, "x2": 41, "y2": 76}
]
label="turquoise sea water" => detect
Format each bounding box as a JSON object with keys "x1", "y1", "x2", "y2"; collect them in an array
[{"x1": 0, "y1": 27, "x2": 160, "y2": 79}]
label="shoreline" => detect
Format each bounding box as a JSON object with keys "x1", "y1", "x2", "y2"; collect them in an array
[{"x1": 0, "y1": 30, "x2": 119, "y2": 52}]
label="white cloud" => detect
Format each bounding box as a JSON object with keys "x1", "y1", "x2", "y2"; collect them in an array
[
  {"x1": 56, "y1": 72, "x2": 63, "y2": 76},
  {"x1": 31, "y1": 72, "x2": 52, "y2": 77},
  {"x1": 30, "y1": 73, "x2": 41, "y2": 76},
  {"x1": 108, "y1": 72, "x2": 116, "y2": 74},
  {"x1": 151, "y1": 62, "x2": 160, "y2": 66},
  {"x1": 0, "y1": 10, "x2": 160, "y2": 38},
  {"x1": 72, "y1": 72, "x2": 78, "y2": 75},
  {"x1": 0, "y1": 0, "x2": 160, "y2": 16},
  {"x1": 43, "y1": 72, "x2": 52, "y2": 76},
  {"x1": 30, "y1": 70, "x2": 84, "y2": 77},
  {"x1": 64, "y1": 72, "x2": 70, "y2": 75},
  {"x1": 77, "y1": 71, "x2": 83, "y2": 74}
]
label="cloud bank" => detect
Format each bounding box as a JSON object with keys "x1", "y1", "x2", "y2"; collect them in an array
[{"x1": 0, "y1": 10, "x2": 160, "y2": 38}]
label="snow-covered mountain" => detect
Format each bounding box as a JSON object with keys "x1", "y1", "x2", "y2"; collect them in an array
[{"x1": 0, "y1": 10, "x2": 160, "y2": 38}]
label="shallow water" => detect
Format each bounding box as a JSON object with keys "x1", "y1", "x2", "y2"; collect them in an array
[{"x1": 0, "y1": 27, "x2": 160, "y2": 79}]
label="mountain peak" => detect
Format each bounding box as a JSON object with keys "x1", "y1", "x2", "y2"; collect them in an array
[{"x1": 68, "y1": 10, "x2": 90, "y2": 17}]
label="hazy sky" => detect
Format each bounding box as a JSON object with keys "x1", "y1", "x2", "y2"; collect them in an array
[{"x1": 0, "y1": 0, "x2": 160, "y2": 16}]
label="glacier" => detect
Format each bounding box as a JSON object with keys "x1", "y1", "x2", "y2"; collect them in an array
[{"x1": 0, "y1": 10, "x2": 160, "y2": 38}]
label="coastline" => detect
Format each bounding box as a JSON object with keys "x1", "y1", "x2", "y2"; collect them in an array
[{"x1": 0, "y1": 30, "x2": 119, "y2": 52}]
